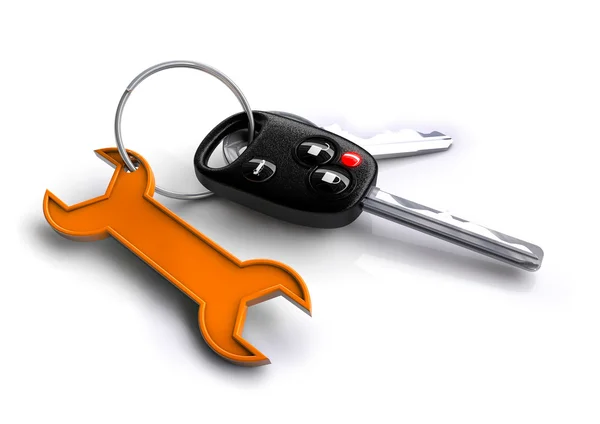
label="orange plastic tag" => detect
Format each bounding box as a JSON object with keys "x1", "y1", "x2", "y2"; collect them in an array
[{"x1": 43, "y1": 148, "x2": 311, "y2": 366}]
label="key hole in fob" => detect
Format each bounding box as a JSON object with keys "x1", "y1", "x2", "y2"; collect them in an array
[
  {"x1": 211, "y1": 111, "x2": 315, "y2": 168},
  {"x1": 206, "y1": 128, "x2": 259, "y2": 169},
  {"x1": 206, "y1": 129, "x2": 245, "y2": 169},
  {"x1": 206, "y1": 114, "x2": 269, "y2": 169}
]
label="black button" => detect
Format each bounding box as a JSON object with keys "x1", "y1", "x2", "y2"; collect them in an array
[
  {"x1": 310, "y1": 167, "x2": 351, "y2": 195},
  {"x1": 297, "y1": 139, "x2": 335, "y2": 166},
  {"x1": 242, "y1": 158, "x2": 276, "y2": 182}
]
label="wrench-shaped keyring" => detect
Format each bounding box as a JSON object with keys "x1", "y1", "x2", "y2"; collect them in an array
[{"x1": 43, "y1": 148, "x2": 311, "y2": 366}]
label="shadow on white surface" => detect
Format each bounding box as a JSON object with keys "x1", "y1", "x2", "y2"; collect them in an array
[
  {"x1": 349, "y1": 218, "x2": 538, "y2": 290},
  {"x1": 167, "y1": 197, "x2": 539, "y2": 292},
  {"x1": 29, "y1": 218, "x2": 294, "y2": 378},
  {"x1": 26, "y1": 188, "x2": 537, "y2": 383}
]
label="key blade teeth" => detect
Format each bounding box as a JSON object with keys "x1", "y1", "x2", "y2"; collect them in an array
[
  {"x1": 419, "y1": 130, "x2": 448, "y2": 138},
  {"x1": 362, "y1": 187, "x2": 544, "y2": 271},
  {"x1": 365, "y1": 136, "x2": 453, "y2": 160},
  {"x1": 419, "y1": 131, "x2": 454, "y2": 149}
]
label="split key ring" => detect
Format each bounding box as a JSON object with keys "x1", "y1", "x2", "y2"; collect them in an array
[{"x1": 114, "y1": 60, "x2": 255, "y2": 200}]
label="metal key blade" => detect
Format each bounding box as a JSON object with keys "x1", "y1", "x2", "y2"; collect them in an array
[
  {"x1": 322, "y1": 125, "x2": 453, "y2": 160},
  {"x1": 362, "y1": 187, "x2": 543, "y2": 271}
]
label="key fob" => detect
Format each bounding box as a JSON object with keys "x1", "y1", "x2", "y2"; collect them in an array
[{"x1": 194, "y1": 111, "x2": 378, "y2": 228}]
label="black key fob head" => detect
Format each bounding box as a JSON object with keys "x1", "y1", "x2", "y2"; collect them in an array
[{"x1": 194, "y1": 111, "x2": 378, "y2": 228}]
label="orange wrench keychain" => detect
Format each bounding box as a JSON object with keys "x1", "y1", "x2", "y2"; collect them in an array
[{"x1": 43, "y1": 63, "x2": 311, "y2": 366}]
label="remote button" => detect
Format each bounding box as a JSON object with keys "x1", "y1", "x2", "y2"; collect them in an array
[
  {"x1": 297, "y1": 139, "x2": 335, "y2": 166},
  {"x1": 310, "y1": 167, "x2": 351, "y2": 195},
  {"x1": 340, "y1": 152, "x2": 362, "y2": 168},
  {"x1": 242, "y1": 158, "x2": 276, "y2": 182}
]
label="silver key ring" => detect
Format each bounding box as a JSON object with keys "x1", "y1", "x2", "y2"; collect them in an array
[{"x1": 114, "y1": 60, "x2": 255, "y2": 200}]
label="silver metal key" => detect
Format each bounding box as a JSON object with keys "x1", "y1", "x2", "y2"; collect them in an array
[
  {"x1": 321, "y1": 124, "x2": 453, "y2": 159},
  {"x1": 221, "y1": 111, "x2": 453, "y2": 163},
  {"x1": 362, "y1": 188, "x2": 543, "y2": 271},
  {"x1": 218, "y1": 111, "x2": 543, "y2": 271}
]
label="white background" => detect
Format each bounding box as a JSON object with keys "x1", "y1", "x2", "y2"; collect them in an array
[{"x1": 1, "y1": 1, "x2": 599, "y2": 423}]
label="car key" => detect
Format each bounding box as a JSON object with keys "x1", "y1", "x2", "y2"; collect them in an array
[
  {"x1": 222, "y1": 111, "x2": 453, "y2": 164},
  {"x1": 195, "y1": 111, "x2": 543, "y2": 271}
]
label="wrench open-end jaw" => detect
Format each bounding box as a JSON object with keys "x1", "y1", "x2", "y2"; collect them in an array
[{"x1": 43, "y1": 148, "x2": 311, "y2": 366}]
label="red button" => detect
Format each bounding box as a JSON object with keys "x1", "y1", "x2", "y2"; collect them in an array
[{"x1": 340, "y1": 152, "x2": 362, "y2": 168}]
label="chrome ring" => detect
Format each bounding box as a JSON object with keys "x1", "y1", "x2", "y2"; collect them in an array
[{"x1": 114, "y1": 60, "x2": 255, "y2": 200}]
